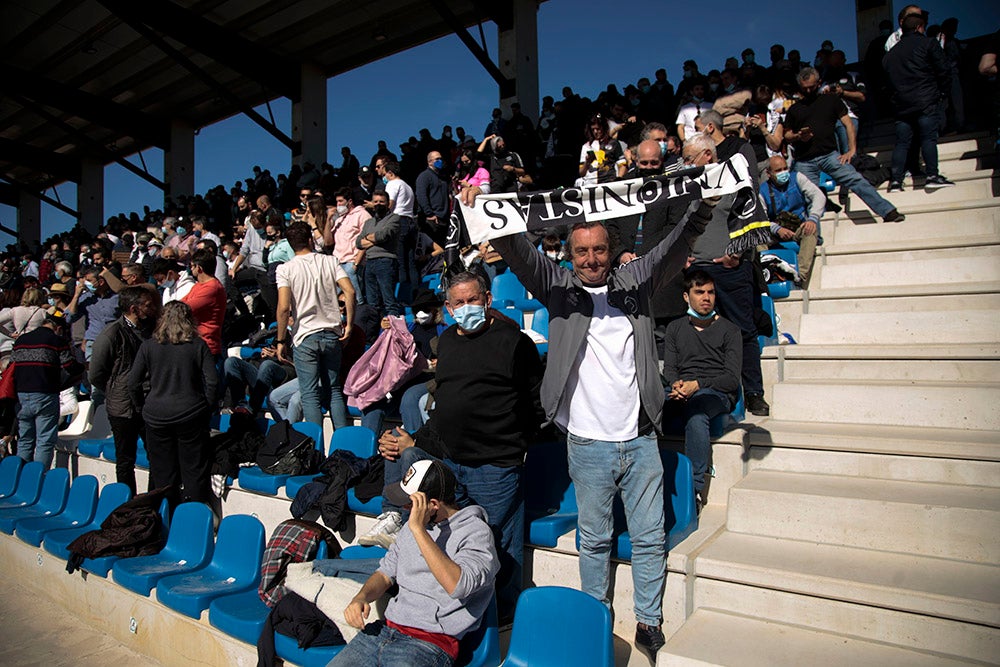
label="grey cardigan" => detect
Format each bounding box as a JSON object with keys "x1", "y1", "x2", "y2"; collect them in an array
[{"x1": 491, "y1": 197, "x2": 715, "y2": 432}]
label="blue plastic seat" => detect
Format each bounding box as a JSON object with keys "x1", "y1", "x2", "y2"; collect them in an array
[
  {"x1": 501, "y1": 586, "x2": 613, "y2": 667},
  {"x1": 529, "y1": 307, "x2": 549, "y2": 357},
  {"x1": 112, "y1": 502, "x2": 215, "y2": 595},
  {"x1": 285, "y1": 426, "x2": 377, "y2": 500},
  {"x1": 456, "y1": 594, "x2": 501, "y2": 667},
  {"x1": 604, "y1": 451, "x2": 698, "y2": 561},
  {"x1": 156, "y1": 514, "x2": 265, "y2": 618},
  {"x1": 709, "y1": 387, "x2": 745, "y2": 438},
  {"x1": 818, "y1": 171, "x2": 836, "y2": 193},
  {"x1": 492, "y1": 272, "x2": 542, "y2": 312},
  {"x1": 524, "y1": 439, "x2": 577, "y2": 548},
  {"x1": 0, "y1": 461, "x2": 45, "y2": 510},
  {"x1": 0, "y1": 468, "x2": 70, "y2": 534},
  {"x1": 101, "y1": 439, "x2": 116, "y2": 462},
  {"x1": 0, "y1": 456, "x2": 23, "y2": 499},
  {"x1": 78, "y1": 437, "x2": 112, "y2": 458},
  {"x1": 136, "y1": 439, "x2": 150, "y2": 469},
  {"x1": 42, "y1": 483, "x2": 133, "y2": 560},
  {"x1": 16, "y1": 475, "x2": 99, "y2": 546},
  {"x1": 239, "y1": 422, "x2": 325, "y2": 495},
  {"x1": 758, "y1": 294, "x2": 780, "y2": 349}
]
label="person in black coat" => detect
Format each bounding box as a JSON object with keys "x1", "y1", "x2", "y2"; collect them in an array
[{"x1": 129, "y1": 301, "x2": 217, "y2": 509}]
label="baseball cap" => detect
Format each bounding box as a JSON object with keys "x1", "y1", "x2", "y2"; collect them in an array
[{"x1": 383, "y1": 459, "x2": 457, "y2": 507}]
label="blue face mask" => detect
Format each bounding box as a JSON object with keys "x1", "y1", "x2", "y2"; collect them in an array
[
  {"x1": 453, "y1": 304, "x2": 486, "y2": 332},
  {"x1": 382, "y1": 176, "x2": 389, "y2": 185},
  {"x1": 687, "y1": 307, "x2": 716, "y2": 320},
  {"x1": 162, "y1": 278, "x2": 176, "y2": 290},
  {"x1": 658, "y1": 140, "x2": 668, "y2": 157},
  {"x1": 432, "y1": 159, "x2": 444, "y2": 170},
  {"x1": 176, "y1": 226, "x2": 187, "y2": 236},
  {"x1": 83, "y1": 280, "x2": 96, "y2": 292},
  {"x1": 774, "y1": 170, "x2": 791, "y2": 186}
]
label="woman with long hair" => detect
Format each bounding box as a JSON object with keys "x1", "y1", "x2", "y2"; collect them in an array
[
  {"x1": 0, "y1": 287, "x2": 48, "y2": 342},
  {"x1": 128, "y1": 301, "x2": 217, "y2": 508}
]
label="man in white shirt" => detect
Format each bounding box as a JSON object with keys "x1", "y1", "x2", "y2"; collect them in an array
[
  {"x1": 383, "y1": 161, "x2": 418, "y2": 288},
  {"x1": 276, "y1": 222, "x2": 356, "y2": 429},
  {"x1": 675, "y1": 81, "x2": 712, "y2": 142},
  {"x1": 151, "y1": 258, "x2": 195, "y2": 303}
]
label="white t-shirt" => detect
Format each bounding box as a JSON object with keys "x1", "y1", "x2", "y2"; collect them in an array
[
  {"x1": 555, "y1": 285, "x2": 639, "y2": 440},
  {"x1": 276, "y1": 253, "x2": 349, "y2": 347},
  {"x1": 676, "y1": 101, "x2": 711, "y2": 139},
  {"x1": 385, "y1": 178, "x2": 415, "y2": 218}
]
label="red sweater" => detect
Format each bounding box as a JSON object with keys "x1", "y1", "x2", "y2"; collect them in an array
[{"x1": 181, "y1": 278, "x2": 226, "y2": 355}]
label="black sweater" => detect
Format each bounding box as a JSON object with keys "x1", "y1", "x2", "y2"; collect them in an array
[
  {"x1": 11, "y1": 326, "x2": 82, "y2": 394},
  {"x1": 128, "y1": 338, "x2": 217, "y2": 427},
  {"x1": 414, "y1": 318, "x2": 543, "y2": 467},
  {"x1": 662, "y1": 316, "x2": 742, "y2": 402}
]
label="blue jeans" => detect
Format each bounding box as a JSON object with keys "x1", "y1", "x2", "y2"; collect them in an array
[
  {"x1": 365, "y1": 257, "x2": 400, "y2": 317},
  {"x1": 567, "y1": 431, "x2": 665, "y2": 626},
  {"x1": 361, "y1": 382, "x2": 430, "y2": 436},
  {"x1": 17, "y1": 392, "x2": 60, "y2": 469},
  {"x1": 267, "y1": 379, "x2": 301, "y2": 423},
  {"x1": 329, "y1": 621, "x2": 452, "y2": 667},
  {"x1": 795, "y1": 150, "x2": 896, "y2": 218},
  {"x1": 892, "y1": 110, "x2": 940, "y2": 182},
  {"x1": 293, "y1": 330, "x2": 347, "y2": 429},
  {"x1": 342, "y1": 261, "x2": 364, "y2": 305},
  {"x1": 667, "y1": 388, "x2": 731, "y2": 493},
  {"x1": 386, "y1": 446, "x2": 524, "y2": 614},
  {"x1": 223, "y1": 357, "x2": 287, "y2": 413}
]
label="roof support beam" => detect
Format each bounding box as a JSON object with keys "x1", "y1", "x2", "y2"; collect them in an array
[
  {"x1": 11, "y1": 94, "x2": 166, "y2": 191},
  {"x1": 0, "y1": 138, "x2": 81, "y2": 183},
  {"x1": 427, "y1": 0, "x2": 516, "y2": 98},
  {"x1": 95, "y1": 0, "x2": 300, "y2": 101},
  {"x1": 119, "y1": 17, "x2": 298, "y2": 153},
  {"x1": 1, "y1": 64, "x2": 170, "y2": 149},
  {"x1": 0, "y1": 178, "x2": 80, "y2": 219}
]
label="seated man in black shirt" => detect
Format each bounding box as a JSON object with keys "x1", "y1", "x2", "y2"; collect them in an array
[{"x1": 662, "y1": 270, "x2": 742, "y2": 511}]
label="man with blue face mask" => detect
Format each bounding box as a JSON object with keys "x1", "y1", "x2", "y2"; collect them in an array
[
  {"x1": 758, "y1": 155, "x2": 825, "y2": 287},
  {"x1": 662, "y1": 270, "x2": 741, "y2": 511},
  {"x1": 415, "y1": 151, "x2": 451, "y2": 245},
  {"x1": 375, "y1": 270, "x2": 543, "y2": 620}
]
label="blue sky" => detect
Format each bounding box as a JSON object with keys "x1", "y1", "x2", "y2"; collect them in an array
[{"x1": 2, "y1": 0, "x2": 997, "y2": 245}]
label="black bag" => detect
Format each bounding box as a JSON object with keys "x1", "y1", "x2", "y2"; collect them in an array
[{"x1": 256, "y1": 420, "x2": 319, "y2": 476}]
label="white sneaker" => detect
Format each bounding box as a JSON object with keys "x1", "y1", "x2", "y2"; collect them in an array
[{"x1": 358, "y1": 511, "x2": 403, "y2": 548}]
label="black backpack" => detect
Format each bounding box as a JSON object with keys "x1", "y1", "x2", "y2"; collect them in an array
[{"x1": 256, "y1": 420, "x2": 320, "y2": 476}]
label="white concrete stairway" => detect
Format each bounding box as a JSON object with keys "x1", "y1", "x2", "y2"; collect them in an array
[{"x1": 660, "y1": 135, "x2": 1000, "y2": 665}]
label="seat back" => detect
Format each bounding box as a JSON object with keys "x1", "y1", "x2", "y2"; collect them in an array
[
  {"x1": 92, "y1": 483, "x2": 133, "y2": 526},
  {"x1": 211, "y1": 514, "x2": 265, "y2": 583},
  {"x1": 340, "y1": 544, "x2": 388, "y2": 559},
  {"x1": 530, "y1": 307, "x2": 549, "y2": 340},
  {"x1": 329, "y1": 426, "x2": 377, "y2": 458},
  {"x1": 500, "y1": 306, "x2": 524, "y2": 328},
  {"x1": 491, "y1": 272, "x2": 527, "y2": 307},
  {"x1": 503, "y1": 586, "x2": 613, "y2": 667},
  {"x1": 3, "y1": 461, "x2": 45, "y2": 506},
  {"x1": 662, "y1": 451, "x2": 698, "y2": 548},
  {"x1": 59, "y1": 400, "x2": 95, "y2": 439},
  {"x1": 62, "y1": 475, "x2": 99, "y2": 523},
  {"x1": 524, "y1": 439, "x2": 575, "y2": 516},
  {"x1": 162, "y1": 502, "x2": 214, "y2": 568},
  {"x1": 85, "y1": 403, "x2": 112, "y2": 441},
  {"x1": 456, "y1": 595, "x2": 501, "y2": 667},
  {"x1": 290, "y1": 421, "x2": 324, "y2": 452},
  {"x1": 0, "y1": 456, "x2": 23, "y2": 498},
  {"x1": 34, "y1": 468, "x2": 71, "y2": 512}
]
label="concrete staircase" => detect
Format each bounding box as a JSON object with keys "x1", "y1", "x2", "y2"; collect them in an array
[{"x1": 660, "y1": 136, "x2": 1000, "y2": 665}]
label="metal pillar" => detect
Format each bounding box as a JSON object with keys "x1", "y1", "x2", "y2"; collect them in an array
[
  {"x1": 292, "y1": 63, "x2": 327, "y2": 167},
  {"x1": 79, "y1": 159, "x2": 104, "y2": 235},
  {"x1": 165, "y1": 120, "x2": 195, "y2": 201},
  {"x1": 17, "y1": 189, "x2": 41, "y2": 250},
  {"x1": 497, "y1": 0, "x2": 539, "y2": 124},
  {"x1": 856, "y1": 0, "x2": 893, "y2": 60}
]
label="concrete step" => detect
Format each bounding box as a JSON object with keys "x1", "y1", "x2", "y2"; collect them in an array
[
  {"x1": 816, "y1": 245, "x2": 1000, "y2": 290},
  {"x1": 866, "y1": 137, "x2": 988, "y2": 162},
  {"x1": 843, "y1": 174, "x2": 996, "y2": 213},
  {"x1": 779, "y1": 358, "x2": 999, "y2": 383},
  {"x1": 726, "y1": 470, "x2": 1000, "y2": 563},
  {"x1": 768, "y1": 342, "x2": 1000, "y2": 360},
  {"x1": 823, "y1": 200, "x2": 999, "y2": 249},
  {"x1": 696, "y1": 532, "x2": 1000, "y2": 626},
  {"x1": 689, "y1": 578, "x2": 999, "y2": 664},
  {"x1": 659, "y1": 607, "x2": 985, "y2": 666},
  {"x1": 822, "y1": 195, "x2": 999, "y2": 226},
  {"x1": 746, "y1": 424, "x2": 1000, "y2": 486},
  {"x1": 796, "y1": 308, "x2": 1000, "y2": 345},
  {"x1": 771, "y1": 378, "x2": 1000, "y2": 430}
]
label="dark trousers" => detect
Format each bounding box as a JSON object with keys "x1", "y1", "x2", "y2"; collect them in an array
[
  {"x1": 107, "y1": 414, "x2": 145, "y2": 496},
  {"x1": 892, "y1": 108, "x2": 940, "y2": 182},
  {"x1": 701, "y1": 260, "x2": 764, "y2": 396},
  {"x1": 145, "y1": 414, "x2": 212, "y2": 509}
]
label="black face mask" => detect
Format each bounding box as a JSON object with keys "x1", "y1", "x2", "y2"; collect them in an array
[
  {"x1": 638, "y1": 167, "x2": 661, "y2": 177},
  {"x1": 374, "y1": 204, "x2": 388, "y2": 218}
]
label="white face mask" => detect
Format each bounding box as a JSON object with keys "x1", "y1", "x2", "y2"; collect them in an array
[
  {"x1": 546, "y1": 250, "x2": 559, "y2": 260},
  {"x1": 336, "y1": 205, "x2": 348, "y2": 216},
  {"x1": 414, "y1": 310, "x2": 433, "y2": 325}
]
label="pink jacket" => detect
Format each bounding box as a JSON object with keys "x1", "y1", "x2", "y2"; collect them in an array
[
  {"x1": 343, "y1": 317, "x2": 428, "y2": 410},
  {"x1": 332, "y1": 206, "x2": 372, "y2": 265}
]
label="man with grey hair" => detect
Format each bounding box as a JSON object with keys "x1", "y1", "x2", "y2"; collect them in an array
[{"x1": 773, "y1": 67, "x2": 904, "y2": 222}]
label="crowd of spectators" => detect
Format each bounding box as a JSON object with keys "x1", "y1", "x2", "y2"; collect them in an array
[{"x1": 1, "y1": 16, "x2": 997, "y2": 665}]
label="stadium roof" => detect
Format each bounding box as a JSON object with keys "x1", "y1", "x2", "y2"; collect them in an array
[{"x1": 0, "y1": 0, "x2": 518, "y2": 192}]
